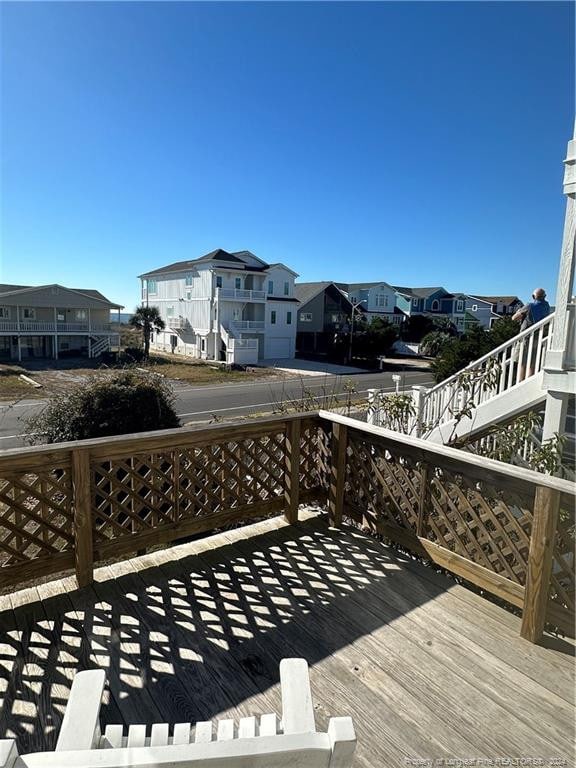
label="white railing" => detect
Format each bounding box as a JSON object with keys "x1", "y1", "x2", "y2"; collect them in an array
[
  {"x1": 90, "y1": 336, "x2": 111, "y2": 358},
  {"x1": 420, "y1": 313, "x2": 555, "y2": 433},
  {"x1": 0, "y1": 321, "x2": 112, "y2": 332},
  {"x1": 229, "y1": 338, "x2": 258, "y2": 349},
  {"x1": 231, "y1": 320, "x2": 265, "y2": 331},
  {"x1": 168, "y1": 317, "x2": 189, "y2": 330},
  {"x1": 218, "y1": 288, "x2": 266, "y2": 301}
]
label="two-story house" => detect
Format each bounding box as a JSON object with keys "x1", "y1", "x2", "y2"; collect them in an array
[
  {"x1": 336, "y1": 282, "x2": 401, "y2": 325},
  {"x1": 294, "y1": 282, "x2": 357, "y2": 353},
  {"x1": 139, "y1": 249, "x2": 299, "y2": 364},
  {"x1": 0, "y1": 283, "x2": 122, "y2": 362},
  {"x1": 470, "y1": 295, "x2": 524, "y2": 326},
  {"x1": 393, "y1": 286, "x2": 469, "y2": 331},
  {"x1": 464, "y1": 296, "x2": 500, "y2": 329}
]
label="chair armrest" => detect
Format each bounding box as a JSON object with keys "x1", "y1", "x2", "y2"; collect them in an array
[
  {"x1": 279, "y1": 658, "x2": 316, "y2": 734},
  {"x1": 328, "y1": 717, "x2": 356, "y2": 768},
  {"x1": 56, "y1": 669, "x2": 106, "y2": 751},
  {"x1": 0, "y1": 740, "x2": 18, "y2": 768}
]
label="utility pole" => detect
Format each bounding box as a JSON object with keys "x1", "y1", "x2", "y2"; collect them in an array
[{"x1": 348, "y1": 300, "x2": 364, "y2": 364}]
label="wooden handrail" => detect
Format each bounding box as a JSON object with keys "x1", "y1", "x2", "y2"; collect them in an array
[{"x1": 0, "y1": 410, "x2": 573, "y2": 644}]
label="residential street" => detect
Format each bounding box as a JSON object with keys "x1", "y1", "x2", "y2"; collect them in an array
[{"x1": 0, "y1": 368, "x2": 433, "y2": 450}]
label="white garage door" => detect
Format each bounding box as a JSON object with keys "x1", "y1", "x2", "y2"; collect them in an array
[{"x1": 265, "y1": 337, "x2": 291, "y2": 359}]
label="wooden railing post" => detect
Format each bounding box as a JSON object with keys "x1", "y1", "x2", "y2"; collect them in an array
[
  {"x1": 284, "y1": 418, "x2": 301, "y2": 524},
  {"x1": 520, "y1": 486, "x2": 561, "y2": 643},
  {"x1": 416, "y1": 463, "x2": 430, "y2": 537},
  {"x1": 72, "y1": 448, "x2": 94, "y2": 588},
  {"x1": 329, "y1": 423, "x2": 348, "y2": 527}
]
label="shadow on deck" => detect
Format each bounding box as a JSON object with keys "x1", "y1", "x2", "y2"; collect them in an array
[{"x1": 0, "y1": 513, "x2": 574, "y2": 766}]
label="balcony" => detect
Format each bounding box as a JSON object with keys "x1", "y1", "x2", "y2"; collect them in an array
[
  {"x1": 167, "y1": 317, "x2": 190, "y2": 329},
  {"x1": 217, "y1": 288, "x2": 266, "y2": 301},
  {"x1": 0, "y1": 413, "x2": 573, "y2": 761},
  {"x1": 0, "y1": 321, "x2": 113, "y2": 333},
  {"x1": 231, "y1": 320, "x2": 265, "y2": 331}
]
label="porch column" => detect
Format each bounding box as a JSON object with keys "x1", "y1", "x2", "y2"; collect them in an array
[
  {"x1": 16, "y1": 304, "x2": 21, "y2": 361},
  {"x1": 53, "y1": 307, "x2": 58, "y2": 360},
  {"x1": 88, "y1": 308, "x2": 92, "y2": 359},
  {"x1": 542, "y1": 122, "x2": 575, "y2": 446}
]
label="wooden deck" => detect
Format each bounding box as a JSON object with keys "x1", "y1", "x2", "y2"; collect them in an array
[{"x1": 0, "y1": 512, "x2": 573, "y2": 766}]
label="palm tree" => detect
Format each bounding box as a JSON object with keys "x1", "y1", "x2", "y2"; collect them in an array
[{"x1": 129, "y1": 305, "x2": 165, "y2": 359}]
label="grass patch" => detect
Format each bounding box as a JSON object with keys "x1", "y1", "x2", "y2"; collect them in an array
[
  {"x1": 0, "y1": 366, "x2": 44, "y2": 399},
  {"x1": 141, "y1": 354, "x2": 276, "y2": 385}
]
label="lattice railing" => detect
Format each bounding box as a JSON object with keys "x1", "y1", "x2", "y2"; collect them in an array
[
  {"x1": 0, "y1": 411, "x2": 573, "y2": 644},
  {"x1": 321, "y1": 410, "x2": 575, "y2": 642}
]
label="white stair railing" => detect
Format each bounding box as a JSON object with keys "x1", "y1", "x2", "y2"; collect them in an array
[
  {"x1": 419, "y1": 312, "x2": 554, "y2": 436},
  {"x1": 90, "y1": 336, "x2": 111, "y2": 358}
]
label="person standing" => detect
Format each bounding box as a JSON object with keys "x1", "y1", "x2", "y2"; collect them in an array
[{"x1": 512, "y1": 288, "x2": 551, "y2": 380}]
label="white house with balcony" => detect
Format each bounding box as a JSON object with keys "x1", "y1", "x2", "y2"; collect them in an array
[
  {"x1": 0, "y1": 283, "x2": 122, "y2": 362},
  {"x1": 139, "y1": 249, "x2": 299, "y2": 364}
]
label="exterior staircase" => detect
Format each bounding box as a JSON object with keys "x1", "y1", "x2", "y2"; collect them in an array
[
  {"x1": 89, "y1": 335, "x2": 113, "y2": 358},
  {"x1": 219, "y1": 323, "x2": 258, "y2": 365},
  {"x1": 418, "y1": 313, "x2": 556, "y2": 444}
]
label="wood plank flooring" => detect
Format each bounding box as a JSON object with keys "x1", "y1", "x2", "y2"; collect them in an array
[{"x1": 0, "y1": 511, "x2": 573, "y2": 766}]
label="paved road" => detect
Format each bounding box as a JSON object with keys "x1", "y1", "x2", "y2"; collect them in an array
[{"x1": 0, "y1": 368, "x2": 433, "y2": 450}]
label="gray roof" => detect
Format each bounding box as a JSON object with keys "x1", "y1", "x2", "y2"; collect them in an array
[
  {"x1": 344, "y1": 281, "x2": 394, "y2": 292},
  {"x1": 140, "y1": 249, "x2": 269, "y2": 277},
  {"x1": 294, "y1": 281, "x2": 334, "y2": 306},
  {"x1": 472, "y1": 295, "x2": 523, "y2": 305},
  {"x1": 0, "y1": 283, "x2": 122, "y2": 308}
]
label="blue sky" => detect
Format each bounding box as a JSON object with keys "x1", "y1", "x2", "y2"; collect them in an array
[{"x1": 1, "y1": 1, "x2": 573, "y2": 311}]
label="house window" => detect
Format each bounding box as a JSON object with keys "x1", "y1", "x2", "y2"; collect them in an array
[
  {"x1": 201, "y1": 338, "x2": 206, "y2": 352},
  {"x1": 268, "y1": 280, "x2": 274, "y2": 295},
  {"x1": 287, "y1": 311, "x2": 292, "y2": 325},
  {"x1": 147, "y1": 280, "x2": 157, "y2": 294},
  {"x1": 332, "y1": 314, "x2": 340, "y2": 323},
  {"x1": 57, "y1": 312, "x2": 65, "y2": 322},
  {"x1": 0, "y1": 308, "x2": 10, "y2": 319},
  {"x1": 456, "y1": 300, "x2": 464, "y2": 312},
  {"x1": 232, "y1": 309, "x2": 241, "y2": 320},
  {"x1": 185, "y1": 274, "x2": 193, "y2": 286},
  {"x1": 141, "y1": 283, "x2": 147, "y2": 299},
  {"x1": 300, "y1": 312, "x2": 312, "y2": 322},
  {"x1": 431, "y1": 300, "x2": 440, "y2": 312},
  {"x1": 271, "y1": 311, "x2": 277, "y2": 324},
  {"x1": 167, "y1": 307, "x2": 174, "y2": 317},
  {"x1": 235, "y1": 277, "x2": 242, "y2": 290},
  {"x1": 472, "y1": 304, "x2": 478, "y2": 312},
  {"x1": 186, "y1": 291, "x2": 192, "y2": 301},
  {"x1": 75, "y1": 310, "x2": 88, "y2": 321},
  {"x1": 23, "y1": 308, "x2": 36, "y2": 320},
  {"x1": 284, "y1": 281, "x2": 289, "y2": 296},
  {"x1": 375, "y1": 294, "x2": 388, "y2": 308},
  {"x1": 412, "y1": 298, "x2": 418, "y2": 307},
  {"x1": 216, "y1": 276, "x2": 223, "y2": 289}
]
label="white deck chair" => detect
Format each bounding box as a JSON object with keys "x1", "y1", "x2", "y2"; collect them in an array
[{"x1": 1, "y1": 659, "x2": 356, "y2": 768}]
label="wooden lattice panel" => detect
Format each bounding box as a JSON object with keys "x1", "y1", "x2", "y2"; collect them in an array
[
  {"x1": 344, "y1": 434, "x2": 422, "y2": 531},
  {"x1": 300, "y1": 420, "x2": 331, "y2": 494},
  {"x1": 92, "y1": 452, "x2": 177, "y2": 543},
  {"x1": 549, "y1": 493, "x2": 575, "y2": 613},
  {"x1": 425, "y1": 470, "x2": 534, "y2": 585},
  {"x1": 178, "y1": 431, "x2": 286, "y2": 516},
  {"x1": 0, "y1": 466, "x2": 73, "y2": 568}
]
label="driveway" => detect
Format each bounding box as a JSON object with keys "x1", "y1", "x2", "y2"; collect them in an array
[{"x1": 259, "y1": 358, "x2": 372, "y2": 376}]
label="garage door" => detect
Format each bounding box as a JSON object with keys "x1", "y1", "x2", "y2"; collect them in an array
[{"x1": 265, "y1": 337, "x2": 291, "y2": 359}]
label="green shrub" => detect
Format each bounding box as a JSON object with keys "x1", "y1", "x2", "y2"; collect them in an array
[
  {"x1": 420, "y1": 330, "x2": 452, "y2": 357},
  {"x1": 26, "y1": 370, "x2": 180, "y2": 444},
  {"x1": 431, "y1": 326, "x2": 493, "y2": 382},
  {"x1": 122, "y1": 346, "x2": 145, "y2": 363}
]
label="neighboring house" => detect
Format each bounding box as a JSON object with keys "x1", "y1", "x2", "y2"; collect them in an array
[
  {"x1": 464, "y1": 296, "x2": 500, "y2": 329},
  {"x1": 139, "y1": 249, "x2": 299, "y2": 364},
  {"x1": 0, "y1": 283, "x2": 123, "y2": 362},
  {"x1": 336, "y1": 281, "x2": 401, "y2": 325},
  {"x1": 294, "y1": 282, "x2": 356, "y2": 353},
  {"x1": 393, "y1": 286, "x2": 468, "y2": 331},
  {"x1": 470, "y1": 295, "x2": 524, "y2": 326}
]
